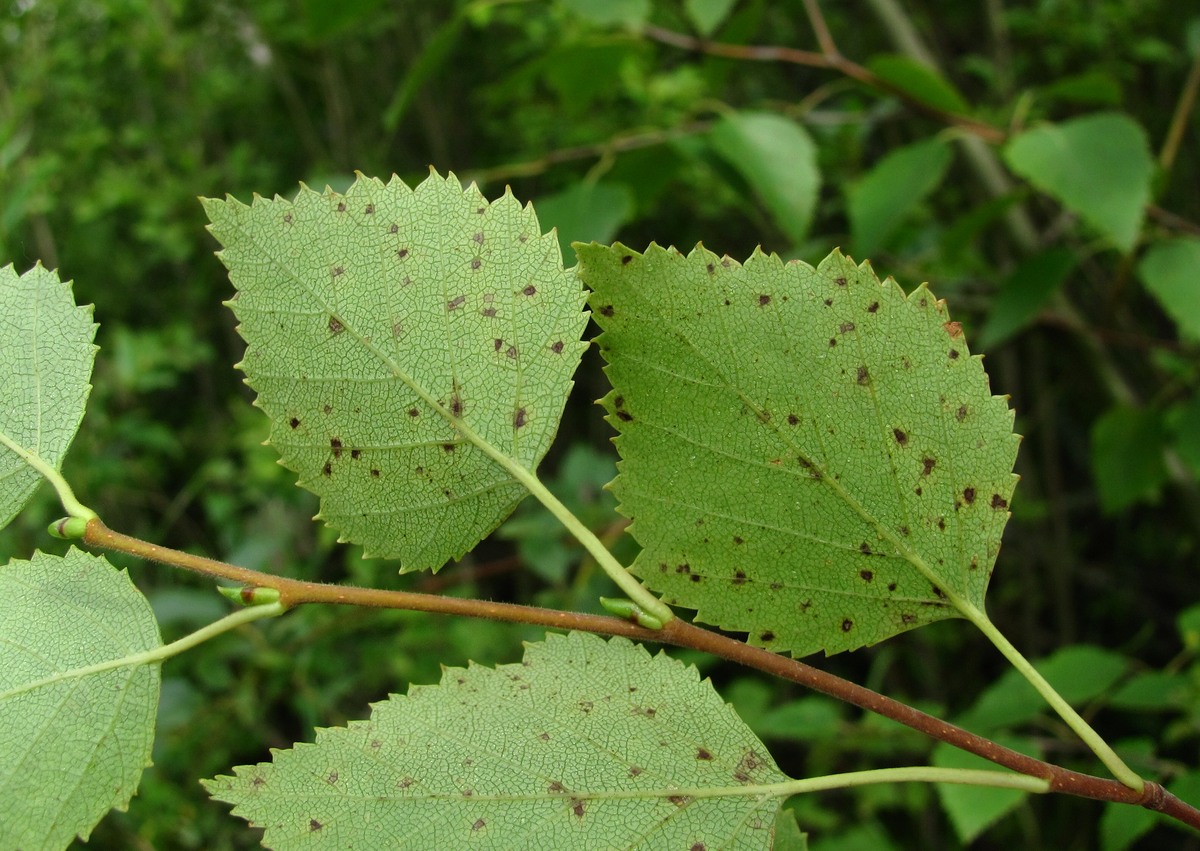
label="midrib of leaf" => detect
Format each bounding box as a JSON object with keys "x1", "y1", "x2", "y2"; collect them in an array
[{"x1": 222, "y1": 202, "x2": 671, "y2": 620}]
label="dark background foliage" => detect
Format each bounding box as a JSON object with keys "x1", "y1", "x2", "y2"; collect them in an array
[{"x1": 2, "y1": 0, "x2": 1198, "y2": 847}]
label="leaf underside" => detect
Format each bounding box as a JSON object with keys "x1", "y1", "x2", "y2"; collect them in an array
[
  {"x1": 204, "y1": 172, "x2": 588, "y2": 570},
  {"x1": 0, "y1": 549, "x2": 161, "y2": 848},
  {"x1": 579, "y1": 244, "x2": 1019, "y2": 655},
  {"x1": 205, "y1": 632, "x2": 787, "y2": 850},
  {"x1": 0, "y1": 264, "x2": 97, "y2": 530}
]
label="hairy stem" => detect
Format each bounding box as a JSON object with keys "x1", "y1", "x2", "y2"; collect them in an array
[{"x1": 79, "y1": 518, "x2": 1200, "y2": 829}]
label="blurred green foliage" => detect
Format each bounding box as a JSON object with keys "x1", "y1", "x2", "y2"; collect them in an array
[{"x1": 2, "y1": 0, "x2": 1199, "y2": 847}]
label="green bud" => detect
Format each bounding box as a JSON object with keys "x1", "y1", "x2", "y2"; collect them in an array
[
  {"x1": 218, "y1": 585, "x2": 282, "y2": 606},
  {"x1": 48, "y1": 516, "x2": 89, "y2": 539},
  {"x1": 600, "y1": 597, "x2": 664, "y2": 630}
]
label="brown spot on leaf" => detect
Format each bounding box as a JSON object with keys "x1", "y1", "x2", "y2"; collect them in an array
[
  {"x1": 841, "y1": 618, "x2": 853, "y2": 632},
  {"x1": 991, "y1": 494, "x2": 1008, "y2": 509},
  {"x1": 494, "y1": 338, "x2": 503, "y2": 352},
  {"x1": 733, "y1": 535, "x2": 744, "y2": 545},
  {"x1": 622, "y1": 255, "x2": 633, "y2": 265},
  {"x1": 310, "y1": 819, "x2": 322, "y2": 832},
  {"x1": 397, "y1": 248, "x2": 409, "y2": 258},
  {"x1": 760, "y1": 631, "x2": 775, "y2": 642},
  {"x1": 473, "y1": 231, "x2": 484, "y2": 245},
  {"x1": 668, "y1": 795, "x2": 691, "y2": 807},
  {"x1": 331, "y1": 265, "x2": 344, "y2": 277},
  {"x1": 856, "y1": 366, "x2": 870, "y2": 385},
  {"x1": 389, "y1": 224, "x2": 399, "y2": 234},
  {"x1": 350, "y1": 449, "x2": 361, "y2": 460},
  {"x1": 922, "y1": 457, "x2": 936, "y2": 476},
  {"x1": 548, "y1": 781, "x2": 565, "y2": 793},
  {"x1": 371, "y1": 468, "x2": 380, "y2": 477},
  {"x1": 442, "y1": 443, "x2": 455, "y2": 453},
  {"x1": 868, "y1": 301, "x2": 880, "y2": 313},
  {"x1": 364, "y1": 204, "x2": 375, "y2": 214},
  {"x1": 829, "y1": 338, "x2": 837, "y2": 347},
  {"x1": 956, "y1": 404, "x2": 968, "y2": 421},
  {"x1": 902, "y1": 613, "x2": 917, "y2": 624},
  {"x1": 323, "y1": 404, "x2": 332, "y2": 414},
  {"x1": 330, "y1": 438, "x2": 343, "y2": 458},
  {"x1": 696, "y1": 748, "x2": 713, "y2": 760},
  {"x1": 506, "y1": 345, "x2": 518, "y2": 359},
  {"x1": 706, "y1": 263, "x2": 715, "y2": 274},
  {"x1": 932, "y1": 585, "x2": 947, "y2": 599},
  {"x1": 522, "y1": 284, "x2": 537, "y2": 296},
  {"x1": 408, "y1": 407, "x2": 419, "y2": 417},
  {"x1": 335, "y1": 202, "x2": 347, "y2": 213},
  {"x1": 675, "y1": 563, "x2": 691, "y2": 574},
  {"x1": 888, "y1": 582, "x2": 898, "y2": 591},
  {"x1": 481, "y1": 307, "x2": 497, "y2": 317},
  {"x1": 471, "y1": 819, "x2": 486, "y2": 831},
  {"x1": 550, "y1": 340, "x2": 565, "y2": 353},
  {"x1": 289, "y1": 417, "x2": 301, "y2": 429},
  {"x1": 835, "y1": 276, "x2": 847, "y2": 287},
  {"x1": 787, "y1": 414, "x2": 799, "y2": 425},
  {"x1": 944, "y1": 320, "x2": 963, "y2": 338},
  {"x1": 893, "y1": 428, "x2": 907, "y2": 445},
  {"x1": 949, "y1": 349, "x2": 961, "y2": 359},
  {"x1": 840, "y1": 321, "x2": 856, "y2": 334},
  {"x1": 450, "y1": 394, "x2": 463, "y2": 417},
  {"x1": 514, "y1": 407, "x2": 527, "y2": 429},
  {"x1": 599, "y1": 304, "x2": 614, "y2": 317},
  {"x1": 616, "y1": 410, "x2": 633, "y2": 422},
  {"x1": 447, "y1": 295, "x2": 466, "y2": 311},
  {"x1": 470, "y1": 258, "x2": 482, "y2": 270},
  {"x1": 963, "y1": 486, "x2": 976, "y2": 504},
  {"x1": 732, "y1": 570, "x2": 748, "y2": 585},
  {"x1": 859, "y1": 542, "x2": 872, "y2": 555},
  {"x1": 283, "y1": 213, "x2": 294, "y2": 224},
  {"x1": 328, "y1": 317, "x2": 344, "y2": 335},
  {"x1": 758, "y1": 294, "x2": 771, "y2": 306},
  {"x1": 860, "y1": 569, "x2": 874, "y2": 581}
]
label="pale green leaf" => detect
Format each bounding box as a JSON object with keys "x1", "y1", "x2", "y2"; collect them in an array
[
  {"x1": 0, "y1": 264, "x2": 97, "y2": 530},
  {"x1": 205, "y1": 632, "x2": 787, "y2": 850},
  {"x1": 0, "y1": 548, "x2": 161, "y2": 849},
  {"x1": 204, "y1": 173, "x2": 587, "y2": 569},
  {"x1": 578, "y1": 244, "x2": 1019, "y2": 655},
  {"x1": 847, "y1": 137, "x2": 953, "y2": 257},
  {"x1": 709, "y1": 112, "x2": 820, "y2": 246},
  {"x1": 932, "y1": 735, "x2": 1033, "y2": 843},
  {"x1": 1004, "y1": 113, "x2": 1153, "y2": 253},
  {"x1": 1137, "y1": 237, "x2": 1200, "y2": 340}
]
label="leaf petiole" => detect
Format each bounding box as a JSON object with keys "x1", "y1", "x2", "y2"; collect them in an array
[
  {"x1": 961, "y1": 601, "x2": 1144, "y2": 792},
  {"x1": 0, "y1": 429, "x2": 97, "y2": 522}
]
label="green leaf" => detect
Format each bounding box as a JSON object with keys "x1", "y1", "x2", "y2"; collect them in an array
[
  {"x1": 0, "y1": 548, "x2": 161, "y2": 849},
  {"x1": 847, "y1": 137, "x2": 953, "y2": 257},
  {"x1": 562, "y1": 0, "x2": 649, "y2": 29},
  {"x1": 1091, "y1": 406, "x2": 1168, "y2": 513},
  {"x1": 1100, "y1": 799, "x2": 1157, "y2": 851},
  {"x1": 978, "y1": 248, "x2": 1077, "y2": 349},
  {"x1": 1109, "y1": 670, "x2": 1190, "y2": 711},
  {"x1": 1137, "y1": 237, "x2": 1200, "y2": 340},
  {"x1": 578, "y1": 244, "x2": 1019, "y2": 655},
  {"x1": 772, "y1": 807, "x2": 809, "y2": 851},
  {"x1": 932, "y1": 735, "x2": 1033, "y2": 843},
  {"x1": 1168, "y1": 392, "x2": 1200, "y2": 476},
  {"x1": 685, "y1": 0, "x2": 737, "y2": 36},
  {"x1": 709, "y1": 111, "x2": 821, "y2": 246},
  {"x1": 956, "y1": 644, "x2": 1129, "y2": 732},
  {"x1": 534, "y1": 180, "x2": 634, "y2": 263},
  {"x1": 866, "y1": 55, "x2": 971, "y2": 114},
  {"x1": 204, "y1": 173, "x2": 587, "y2": 569},
  {"x1": 0, "y1": 263, "x2": 97, "y2": 530},
  {"x1": 205, "y1": 632, "x2": 788, "y2": 850},
  {"x1": 1003, "y1": 113, "x2": 1154, "y2": 253}
]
